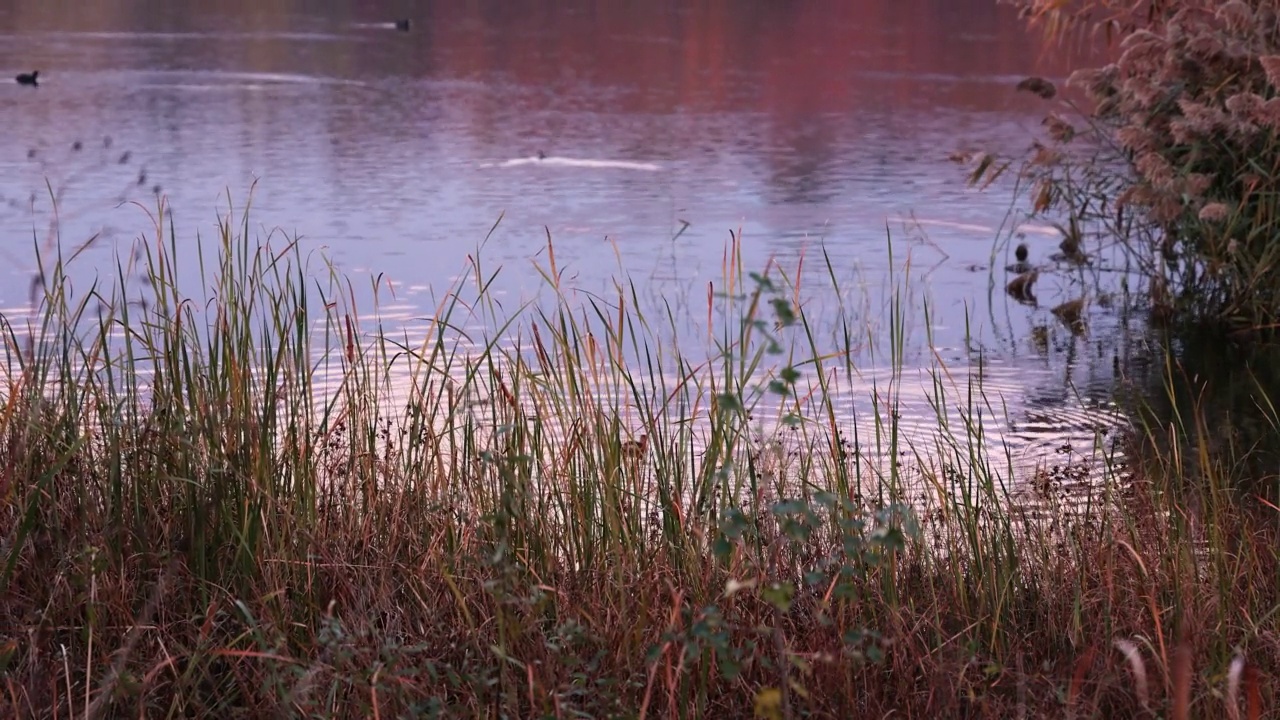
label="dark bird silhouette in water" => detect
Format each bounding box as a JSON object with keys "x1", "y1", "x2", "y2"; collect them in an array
[
  {"x1": 537, "y1": 149, "x2": 547, "y2": 160},
  {"x1": 621, "y1": 433, "x2": 650, "y2": 462},
  {"x1": 1003, "y1": 242, "x2": 1034, "y2": 272},
  {"x1": 15, "y1": 71, "x2": 38, "y2": 87},
  {"x1": 1016, "y1": 76, "x2": 1056, "y2": 100},
  {"x1": 395, "y1": 19, "x2": 411, "y2": 31},
  {"x1": 1059, "y1": 229, "x2": 1085, "y2": 262},
  {"x1": 1005, "y1": 242, "x2": 1032, "y2": 274},
  {"x1": 1050, "y1": 218, "x2": 1089, "y2": 264}
]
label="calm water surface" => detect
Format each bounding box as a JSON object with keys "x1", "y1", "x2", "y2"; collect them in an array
[{"x1": 0, "y1": 0, "x2": 1130, "y2": 492}]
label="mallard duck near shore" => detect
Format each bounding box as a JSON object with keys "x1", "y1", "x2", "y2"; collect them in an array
[
  {"x1": 1051, "y1": 220, "x2": 1090, "y2": 264},
  {"x1": 1005, "y1": 243, "x2": 1032, "y2": 274},
  {"x1": 621, "y1": 433, "x2": 650, "y2": 462}
]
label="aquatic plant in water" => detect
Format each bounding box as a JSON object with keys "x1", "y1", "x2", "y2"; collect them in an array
[{"x1": 993, "y1": 0, "x2": 1280, "y2": 334}]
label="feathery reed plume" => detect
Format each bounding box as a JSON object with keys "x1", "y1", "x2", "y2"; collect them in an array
[{"x1": 1113, "y1": 639, "x2": 1150, "y2": 713}]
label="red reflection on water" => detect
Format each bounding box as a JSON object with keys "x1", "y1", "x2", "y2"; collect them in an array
[{"x1": 419, "y1": 0, "x2": 1101, "y2": 114}]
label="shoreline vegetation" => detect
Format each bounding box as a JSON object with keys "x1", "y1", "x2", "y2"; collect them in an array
[
  {"x1": 0, "y1": 202, "x2": 1272, "y2": 718},
  {"x1": 3, "y1": 2, "x2": 1279, "y2": 717}
]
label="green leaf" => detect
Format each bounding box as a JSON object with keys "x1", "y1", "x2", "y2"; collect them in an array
[
  {"x1": 716, "y1": 393, "x2": 742, "y2": 413},
  {"x1": 761, "y1": 582, "x2": 795, "y2": 612},
  {"x1": 770, "y1": 298, "x2": 796, "y2": 326},
  {"x1": 866, "y1": 644, "x2": 885, "y2": 664},
  {"x1": 712, "y1": 535, "x2": 734, "y2": 560},
  {"x1": 749, "y1": 272, "x2": 776, "y2": 292}
]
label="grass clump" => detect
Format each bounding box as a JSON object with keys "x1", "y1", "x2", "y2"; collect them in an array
[
  {"x1": 0, "y1": 199, "x2": 1275, "y2": 718},
  {"x1": 988, "y1": 0, "x2": 1280, "y2": 335}
]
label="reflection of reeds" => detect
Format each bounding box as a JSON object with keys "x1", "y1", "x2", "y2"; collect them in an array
[{"x1": 0, "y1": 202, "x2": 1269, "y2": 716}]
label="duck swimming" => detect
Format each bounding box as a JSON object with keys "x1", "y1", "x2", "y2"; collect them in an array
[
  {"x1": 395, "y1": 19, "x2": 411, "y2": 31},
  {"x1": 1005, "y1": 243, "x2": 1032, "y2": 274},
  {"x1": 537, "y1": 149, "x2": 547, "y2": 160},
  {"x1": 1051, "y1": 219, "x2": 1090, "y2": 264},
  {"x1": 15, "y1": 71, "x2": 38, "y2": 87},
  {"x1": 1015, "y1": 76, "x2": 1057, "y2": 100},
  {"x1": 621, "y1": 433, "x2": 650, "y2": 462}
]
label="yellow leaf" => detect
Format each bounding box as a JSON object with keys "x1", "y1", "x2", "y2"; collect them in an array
[{"x1": 754, "y1": 687, "x2": 783, "y2": 720}]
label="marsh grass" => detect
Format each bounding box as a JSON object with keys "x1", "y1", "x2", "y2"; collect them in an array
[
  {"x1": 0, "y1": 199, "x2": 1274, "y2": 718},
  {"x1": 992, "y1": 0, "x2": 1280, "y2": 340}
]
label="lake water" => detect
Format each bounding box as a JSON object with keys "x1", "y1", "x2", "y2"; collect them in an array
[{"x1": 0, "y1": 0, "x2": 1132, "y2": 498}]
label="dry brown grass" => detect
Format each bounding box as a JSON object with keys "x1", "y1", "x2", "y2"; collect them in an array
[{"x1": 0, "y1": 209, "x2": 1275, "y2": 717}]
